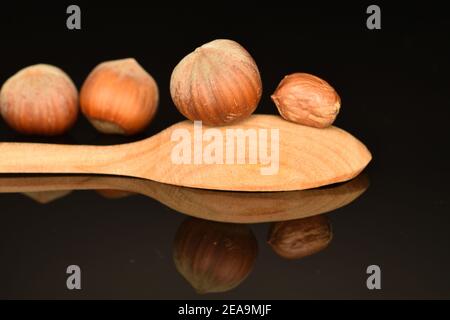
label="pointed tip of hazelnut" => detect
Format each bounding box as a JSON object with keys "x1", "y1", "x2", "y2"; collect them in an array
[
  {"x1": 270, "y1": 93, "x2": 279, "y2": 103},
  {"x1": 193, "y1": 47, "x2": 208, "y2": 58},
  {"x1": 117, "y1": 57, "x2": 141, "y2": 67},
  {"x1": 122, "y1": 57, "x2": 137, "y2": 63},
  {"x1": 100, "y1": 57, "x2": 143, "y2": 72},
  {"x1": 23, "y1": 190, "x2": 72, "y2": 204},
  {"x1": 104, "y1": 57, "x2": 136, "y2": 63}
]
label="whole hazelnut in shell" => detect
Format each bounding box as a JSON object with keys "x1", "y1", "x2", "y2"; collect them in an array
[
  {"x1": 271, "y1": 73, "x2": 341, "y2": 128},
  {"x1": 80, "y1": 58, "x2": 159, "y2": 135},
  {"x1": 170, "y1": 39, "x2": 262, "y2": 126},
  {"x1": 0, "y1": 64, "x2": 78, "y2": 136}
]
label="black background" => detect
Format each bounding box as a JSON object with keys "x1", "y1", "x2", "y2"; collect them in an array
[{"x1": 0, "y1": 1, "x2": 449, "y2": 299}]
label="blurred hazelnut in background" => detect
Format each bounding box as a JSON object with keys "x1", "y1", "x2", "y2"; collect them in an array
[
  {"x1": 80, "y1": 58, "x2": 159, "y2": 135},
  {"x1": 0, "y1": 64, "x2": 79, "y2": 136}
]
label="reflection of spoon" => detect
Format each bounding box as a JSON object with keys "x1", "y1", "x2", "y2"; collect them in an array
[
  {"x1": 0, "y1": 115, "x2": 371, "y2": 191},
  {"x1": 0, "y1": 173, "x2": 369, "y2": 223}
]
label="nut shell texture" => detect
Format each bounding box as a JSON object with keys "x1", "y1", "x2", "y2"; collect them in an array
[
  {"x1": 170, "y1": 39, "x2": 262, "y2": 126},
  {"x1": 80, "y1": 58, "x2": 159, "y2": 135},
  {"x1": 271, "y1": 73, "x2": 341, "y2": 128},
  {"x1": 0, "y1": 64, "x2": 78, "y2": 135}
]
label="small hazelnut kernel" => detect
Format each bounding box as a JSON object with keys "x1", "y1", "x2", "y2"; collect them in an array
[{"x1": 271, "y1": 73, "x2": 341, "y2": 128}]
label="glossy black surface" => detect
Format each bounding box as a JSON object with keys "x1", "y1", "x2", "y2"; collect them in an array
[
  {"x1": 0, "y1": 2, "x2": 449, "y2": 299},
  {"x1": 0, "y1": 169, "x2": 448, "y2": 299}
]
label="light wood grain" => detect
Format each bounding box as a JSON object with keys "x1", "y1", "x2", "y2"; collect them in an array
[
  {"x1": 0, "y1": 173, "x2": 369, "y2": 223},
  {"x1": 0, "y1": 114, "x2": 371, "y2": 191}
]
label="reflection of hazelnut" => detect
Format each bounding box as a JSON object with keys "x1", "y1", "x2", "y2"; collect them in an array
[
  {"x1": 271, "y1": 73, "x2": 340, "y2": 128},
  {"x1": 95, "y1": 189, "x2": 134, "y2": 199},
  {"x1": 267, "y1": 215, "x2": 332, "y2": 259},
  {"x1": 173, "y1": 217, "x2": 258, "y2": 294},
  {"x1": 23, "y1": 190, "x2": 72, "y2": 204}
]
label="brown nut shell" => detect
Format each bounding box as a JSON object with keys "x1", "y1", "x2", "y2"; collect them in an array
[
  {"x1": 0, "y1": 64, "x2": 78, "y2": 136},
  {"x1": 173, "y1": 217, "x2": 258, "y2": 294},
  {"x1": 267, "y1": 215, "x2": 332, "y2": 259},
  {"x1": 271, "y1": 73, "x2": 340, "y2": 128},
  {"x1": 170, "y1": 39, "x2": 262, "y2": 126},
  {"x1": 80, "y1": 58, "x2": 159, "y2": 135}
]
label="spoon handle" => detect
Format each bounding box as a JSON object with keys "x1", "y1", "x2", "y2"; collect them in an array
[
  {"x1": 0, "y1": 142, "x2": 126, "y2": 175},
  {"x1": 0, "y1": 115, "x2": 373, "y2": 191}
]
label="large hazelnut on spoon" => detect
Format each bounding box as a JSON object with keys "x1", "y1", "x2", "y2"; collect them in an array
[
  {"x1": 271, "y1": 73, "x2": 341, "y2": 128},
  {"x1": 170, "y1": 39, "x2": 262, "y2": 126},
  {"x1": 80, "y1": 58, "x2": 159, "y2": 135},
  {"x1": 0, "y1": 64, "x2": 78, "y2": 136}
]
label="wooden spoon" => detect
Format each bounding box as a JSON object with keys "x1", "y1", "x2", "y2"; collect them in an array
[
  {"x1": 0, "y1": 115, "x2": 371, "y2": 191},
  {"x1": 0, "y1": 173, "x2": 369, "y2": 223}
]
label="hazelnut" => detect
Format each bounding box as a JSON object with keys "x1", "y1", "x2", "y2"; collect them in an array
[
  {"x1": 0, "y1": 64, "x2": 78, "y2": 136},
  {"x1": 267, "y1": 215, "x2": 332, "y2": 259},
  {"x1": 170, "y1": 39, "x2": 262, "y2": 126},
  {"x1": 271, "y1": 73, "x2": 341, "y2": 128},
  {"x1": 173, "y1": 217, "x2": 258, "y2": 294},
  {"x1": 95, "y1": 189, "x2": 134, "y2": 199},
  {"x1": 80, "y1": 58, "x2": 159, "y2": 135},
  {"x1": 23, "y1": 190, "x2": 72, "y2": 204}
]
